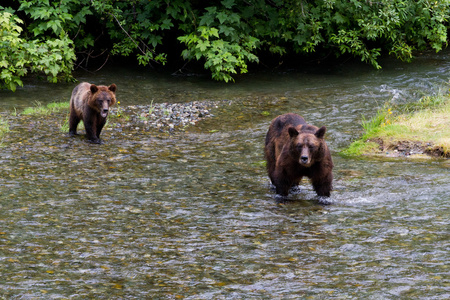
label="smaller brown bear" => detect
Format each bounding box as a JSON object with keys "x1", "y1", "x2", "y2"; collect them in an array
[
  {"x1": 264, "y1": 113, "x2": 333, "y2": 198},
  {"x1": 69, "y1": 82, "x2": 117, "y2": 144}
]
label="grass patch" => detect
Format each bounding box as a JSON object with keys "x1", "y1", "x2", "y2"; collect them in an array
[
  {"x1": 60, "y1": 116, "x2": 71, "y2": 133},
  {"x1": 19, "y1": 100, "x2": 120, "y2": 133},
  {"x1": 0, "y1": 116, "x2": 9, "y2": 140},
  {"x1": 148, "y1": 100, "x2": 155, "y2": 114},
  {"x1": 342, "y1": 92, "x2": 450, "y2": 157},
  {"x1": 393, "y1": 98, "x2": 450, "y2": 154},
  {"x1": 18, "y1": 100, "x2": 72, "y2": 133},
  {"x1": 22, "y1": 101, "x2": 70, "y2": 115},
  {"x1": 342, "y1": 140, "x2": 380, "y2": 156}
]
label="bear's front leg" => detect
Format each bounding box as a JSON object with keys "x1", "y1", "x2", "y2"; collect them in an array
[
  {"x1": 272, "y1": 169, "x2": 292, "y2": 197},
  {"x1": 96, "y1": 118, "x2": 107, "y2": 140},
  {"x1": 311, "y1": 172, "x2": 333, "y2": 197},
  {"x1": 84, "y1": 119, "x2": 100, "y2": 144}
]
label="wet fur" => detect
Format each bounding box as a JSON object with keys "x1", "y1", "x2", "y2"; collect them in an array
[
  {"x1": 69, "y1": 82, "x2": 117, "y2": 143},
  {"x1": 264, "y1": 113, "x2": 333, "y2": 197}
]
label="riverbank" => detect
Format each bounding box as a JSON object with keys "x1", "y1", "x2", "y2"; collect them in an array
[
  {"x1": 0, "y1": 100, "x2": 221, "y2": 146},
  {"x1": 1, "y1": 100, "x2": 219, "y2": 133},
  {"x1": 110, "y1": 101, "x2": 220, "y2": 132},
  {"x1": 2, "y1": 91, "x2": 449, "y2": 159},
  {"x1": 342, "y1": 93, "x2": 450, "y2": 158}
]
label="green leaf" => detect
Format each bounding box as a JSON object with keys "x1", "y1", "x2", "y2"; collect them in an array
[
  {"x1": 217, "y1": 12, "x2": 228, "y2": 24},
  {"x1": 196, "y1": 40, "x2": 210, "y2": 52},
  {"x1": 221, "y1": 0, "x2": 235, "y2": 9},
  {"x1": 219, "y1": 25, "x2": 234, "y2": 37}
]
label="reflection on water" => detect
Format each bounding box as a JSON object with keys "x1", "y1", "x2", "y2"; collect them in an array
[{"x1": 0, "y1": 52, "x2": 449, "y2": 298}]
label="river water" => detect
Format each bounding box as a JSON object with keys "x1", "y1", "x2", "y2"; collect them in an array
[{"x1": 0, "y1": 51, "x2": 449, "y2": 299}]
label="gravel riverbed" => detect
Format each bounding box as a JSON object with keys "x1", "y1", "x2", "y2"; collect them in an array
[{"x1": 112, "y1": 100, "x2": 222, "y2": 132}]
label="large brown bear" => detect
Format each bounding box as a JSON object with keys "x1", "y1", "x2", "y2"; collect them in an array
[
  {"x1": 69, "y1": 82, "x2": 117, "y2": 144},
  {"x1": 264, "y1": 113, "x2": 333, "y2": 198}
]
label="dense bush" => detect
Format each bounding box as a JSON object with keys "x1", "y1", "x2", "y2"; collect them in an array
[
  {"x1": 0, "y1": 10, "x2": 75, "y2": 91},
  {"x1": 1, "y1": 0, "x2": 449, "y2": 90}
]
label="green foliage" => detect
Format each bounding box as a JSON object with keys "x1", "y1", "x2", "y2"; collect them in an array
[
  {"x1": 18, "y1": 0, "x2": 95, "y2": 52},
  {"x1": 0, "y1": 10, "x2": 76, "y2": 91},
  {"x1": 0, "y1": 11, "x2": 25, "y2": 91},
  {"x1": 90, "y1": 0, "x2": 191, "y2": 66},
  {"x1": 1, "y1": 0, "x2": 449, "y2": 89},
  {"x1": 178, "y1": 1, "x2": 260, "y2": 82}
]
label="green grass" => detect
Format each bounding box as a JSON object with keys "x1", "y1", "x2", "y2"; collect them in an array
[
  {"x1": 341, "y1": 92, "x2": 450, "y2": 157},
  {"x1": 60, "y1": 117, "x2": 71, "y2": 132},
  {"x1": 342, "y1": 140, "x2": 380, "y2": 156},
  {"x1": 0, "y1": 116, "x2": 9, "y2": 140},
  {"x1": 148, "y1": 100, "x2": 155, "y2": 114},
  {"x1": 22, "y1": 100, "x2": 125, "y2": 132},
  {"x1": 19, "y1": 101, "x2": 71, "y2": 133},
  {"x1": 22, "y1": 101, "x2": 70, "y2": 115},
  {"x1": 402, "y1": 92, "x2": 449, "y2": 113}
]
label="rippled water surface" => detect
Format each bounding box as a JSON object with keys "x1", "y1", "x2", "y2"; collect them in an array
[{"x1": 1, "y1": 52, "x2": 449, "y2": 299}]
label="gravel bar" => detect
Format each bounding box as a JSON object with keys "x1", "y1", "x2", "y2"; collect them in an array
[{"x1": 114, "y1": 100, "x2": 220, "y2": 132}]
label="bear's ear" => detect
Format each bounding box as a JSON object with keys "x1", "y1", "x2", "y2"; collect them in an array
[
  {"x1": 288, "y1": 127, "x2": 299, "y2": 138},
  {"x1": 315, "y1": 126, "x2": 327, "y2": 139},
  {"x1": 108, "y1": 84, "x2": 117, "y2": 93},
  {"x1": 90, "y1": 84, "x2": 98, "y2": 94}
]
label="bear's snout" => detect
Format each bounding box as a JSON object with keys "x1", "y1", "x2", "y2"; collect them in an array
[
  {"x1": 100, "y1": 100, "x2": 110, "y2": 118},
  {"x1": 300, "y1": 146, "x2": 311, "y2": 165},
  {"x1": 101, "y1": 108, "x2": 109, "y2": 118},
  {"x1": 300, "y1": 156, "x2": 309, "y2": 164}
]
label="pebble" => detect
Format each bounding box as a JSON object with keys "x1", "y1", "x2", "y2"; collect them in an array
[{"x1": 113, "y1": 100, "x2": 218, "y2": 132}]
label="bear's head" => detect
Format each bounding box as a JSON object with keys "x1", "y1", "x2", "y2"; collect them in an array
[
  {"x1": 89, "y1": 84, "x2": 117, "y2": 118},
  {"x1": 288, "y1": 125, "x2": 327, "y2": 167}
]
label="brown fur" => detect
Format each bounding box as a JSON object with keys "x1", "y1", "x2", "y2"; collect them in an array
[
  {"x1": 264, "y1": 113, "x2": 333, "y2": 197},
  {"x1": 69, "y1": 82, "x2": 117, "y2": 143}
]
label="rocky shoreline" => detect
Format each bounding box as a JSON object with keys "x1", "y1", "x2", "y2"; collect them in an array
[
  {"x1": 369, "y1": 138, "x2": 448, "y2": 158},
  {"x1": 112, "y1": 100, "x2": 221, "y2": 132}
]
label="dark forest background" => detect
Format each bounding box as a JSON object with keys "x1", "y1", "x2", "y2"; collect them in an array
[{"x1": 1, "y1": 0, "x2": 449, "y2": 91}]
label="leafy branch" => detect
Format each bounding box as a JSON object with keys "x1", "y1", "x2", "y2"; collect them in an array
[{"x1": 1, "y1": 0, "x2": 449, "y2": 90}]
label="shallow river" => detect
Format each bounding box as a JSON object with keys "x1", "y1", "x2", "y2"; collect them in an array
[{"x1": 0, "y1": 51, "x2": 449, "y2": 299}]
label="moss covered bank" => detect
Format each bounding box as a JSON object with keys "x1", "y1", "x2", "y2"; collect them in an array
[{"x1": 342, "y1": 92, "x2": 450, "y2": 158}]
